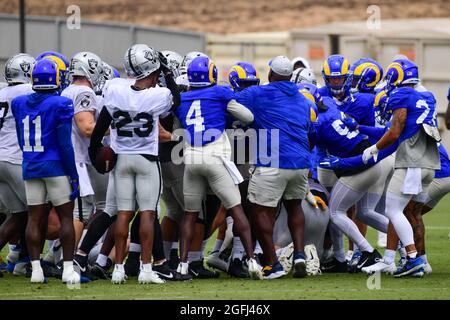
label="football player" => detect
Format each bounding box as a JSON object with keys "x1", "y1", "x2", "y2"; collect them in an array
[
  {"x1": 0, "y1": 54, "x2": 35, "y2": 261},
  {"x1": 89, "y1": 44, "x2": 180, "y2": 284},
  {"x1": 12, "y1": 59, "x2": 80, "y2": 284},
  {"x1": 61, "y1": 52, "x2": 103, "y2": 249},
  {"x1": 174, "y1": 56, "x2": 263, "y2": 279}
]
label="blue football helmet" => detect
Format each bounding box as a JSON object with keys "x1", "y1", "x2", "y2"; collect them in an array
[
  {"x1": 187, "y1": 56, "x2": 217, "y2": 87},
  {"x1": 349, "y1": 58, "x2": 383, "y2": 93},
  {"x1": 374, "y1": 90, "x2": 391, "y2": 125},
  {"x1": 297, "y1": 83, "x2": 321, "y2": 122},
  {"x1": 35, "y1": 51, "x2": 70, "y2": 90},
  {"x1": 31, "y1": 59, "x2": 61, "y2": 91},
  {"x1": 322, "y1": 54, "x2": 351, "y2": 96},
  {"x1": 228, "y1": 62, "x2": 260, "y2": 91},
  {"x1": 384, "y1": 59, "x2": 419, "y2": 93}
]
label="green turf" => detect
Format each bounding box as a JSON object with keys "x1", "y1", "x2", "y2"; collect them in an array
[{"x1": 1, "y1": 196, "x2": 450, "y2": 300}]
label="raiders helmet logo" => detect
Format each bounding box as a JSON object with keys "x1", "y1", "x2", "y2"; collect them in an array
[
  {"x1": 144, "y1": 50, "x2": 157, "y2": 64},
  {"x1": 20, "y1": 62, "x2": 31, "y2": 74},
  {"x1": 88, "y1": 59, "x2": 98, "y2": 70}
]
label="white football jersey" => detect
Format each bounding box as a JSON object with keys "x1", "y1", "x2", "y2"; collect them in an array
[
  {"x1": 61, "y1": 84, "x2": 98, "y2": 164},
  {"x1": 103, "y1": 78, "x2": 172, "y2": 155},
  {"x1": 0, "y1": 83, "x2": 34, "y2": 164}
]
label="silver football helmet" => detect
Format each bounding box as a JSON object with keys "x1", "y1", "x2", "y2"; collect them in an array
[
  {"x1": 179, "y1": 51, "x2": 208, "y2": 75},
  {"x1": 291, "y1": 56, "x2": 311, "y2": 70},
  {"x1": 124, "y1": 44, "x2": 160, "y2": 80},
  {"x1": 161, "y1": 50, "x2": 183, "y2": 78},
  {"x1": 69, "y1": 52, "x2": 103, "y2": 87},
  {"x1": 4, "y1": 53, "x2": 35, "y2": 84},
  {"x1": 291, "y1": 67, "x2": 317, "y2": 86}
]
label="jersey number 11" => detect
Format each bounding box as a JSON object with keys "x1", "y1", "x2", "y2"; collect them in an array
[{"x1": 22, "y1": 115, "x2": 44, "y2": 152}]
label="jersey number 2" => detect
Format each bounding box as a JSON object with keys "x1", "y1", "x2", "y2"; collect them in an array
[
  {"x1": 22, "y1": 115, "x2": 44, "y2": 152},
  {"x1": 186, "y1": 100, "x2": 205, "y2": 132},
  {"x1": 113, "y1": 111, "x2": 153, "y2": 138}
]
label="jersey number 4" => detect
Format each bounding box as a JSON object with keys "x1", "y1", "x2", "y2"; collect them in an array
[
  {"x1": 186, "y1": 100, "x2": 205, "y2": 132},
  {"x1": 113, "y1": 111, "x2": 153, "y2": 137},
  {"x1": 22, "y1": 115, "x2": 44, "y2": 152}
]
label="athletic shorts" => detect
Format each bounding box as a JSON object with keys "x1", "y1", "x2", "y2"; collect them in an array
[
  {"x1": 248, "y1": 167, "x2": 309, "y2": 207},
  {"x1": 161, "y1": 162, "x2": 185, "y2": 224},
  {"x1": 0, "y1": 161, "x2": 27, "y2": 213},
  {"x1": 184, "y1": 155, "x2": 241, "y2": 211},
  {"x1": 339, "y1": 162, "x2": 383, "y2": 194},
  {"x1": 87, "y1": 163, "x2": 109, "y2": 212},
  {"x1": 25, "y1": 176, "x2": 71, "y2": 206},
  {"x1": 114, "y1": 154, "x2": 162, "y2": 212},
  {"x1": 387, "y1": 168, "x2": 435, "y2": 203},
  {"x1": 424, "y1": 177, "x2": 450, "y2": 208},
  {"x1": 317, "y1": 167, "x2": 338, "y2": 190}
]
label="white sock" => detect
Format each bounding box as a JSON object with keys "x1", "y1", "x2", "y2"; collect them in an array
[
  {"x1": 142, "y1": 263, "x2": 152, "y2": 272},
  {"x1": 8, "y1": 244, "x2": 16, "y2": 252},
  {"x1": 47, "y1": 240, "x2": 54, "y2": 251},
  {"x1": 115, "y1": 264, "x2": 125, "y2": 272},
  {"x1": 63, "y1": 261, "x2": 74, "y2": 273},
  {"x1": 420, "y1": 254, "x2": 428, "y2": 264},
  {"x1": 163, "y1": 241, "x2": 173, "y2": 261},
  {"x1": 212, "y1": 239, "x2": 223, "y2": 253},
  {"x1": 383, "y1": 249, "x2": 396, "y2": 265},
  {"x1": 129, "y1": 243, "x2": 141, "y2": 253},
  {"x1": 232, "y1": 237, "x2": 244, "y2": 260},
  {"x1": 254, "y1": 241, "x2": 263, "y2": 255},
  {"x1": 31, "y1": 260, "x2": 42, "y2": 271},
  {"x1": 96, "y1": 254, "x2": 108, "y2": 267},
  {"x1": 188, "y1": 251, "x2": 202, "y2": 262},
  {"x1": 172, "y1": 242, "x2": 179, "y2": 250},
  {"x1": 408, "y1": 251, "x2": 417, "y2": 259}
]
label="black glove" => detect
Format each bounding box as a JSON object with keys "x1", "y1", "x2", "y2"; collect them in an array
[{"x1": 158, "y1": 51, "x2": 171, "y2": 75}]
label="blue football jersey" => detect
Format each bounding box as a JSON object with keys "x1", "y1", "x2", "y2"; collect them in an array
[
  {"x1": 176, "y1": 85, "x2": 234, "y2": 146},
  {"x1": 338, "y1": 92, "x2": 375, "y2": 127},
  {"x1": 315, "y1": 97, "x2": 366, "y2": 158},
  {"x1": 12, "y1": 93, "x2": 74, "y2": 179},
  {"x1": 318, "y1": 86, "x2": 330, "y2": 98},
  {"x1": 388, "y1": 87, "x2": 438, "y2": 143}
]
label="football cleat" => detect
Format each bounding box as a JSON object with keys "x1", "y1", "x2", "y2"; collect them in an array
[
  {"x1": 206, "y1": 250, "x2": 228, "y2": 272},
  {"x1": 349, "y1": 249, "x2": 382, "y2": 273},
  {"x1": 177, "y1": 262, "x2": 189, "y2": 275},
  {"x1": 278, "y1": 243, "x2": 294, "y2": 273},
  {"x1": 73, "y1": 257, "x2": 97, "y2": 281},
  {"x1": 13, "y1": 257, "x2": 30, "y2": 276},
  {"x1": 90, "y1": 263, "x2": 111, "y2": 280},
  {"x1": 305, "y1": 244, "x2": 321, "y2": 276},
  {"x1": 228, "y1": 258, "x2": 249, "y2": 279},
  {"x1": 345, "y1": 250, "x2": 354, "y2": 263},
  {"x1": 394, "y1": 256, "x2": 425, "y2": 278},
  {"x1": 262, "y1": 262, "x2": 286, "y2": 280},
  {"x1": 138, "y1": 269, "x2": 165, "y2": 284},
  {"x1": 30, "y1": 268, "x2": 47, "y2": 284},
  {"x1": 153, "y1": 261, "x2": 192, "y2": 281},
  {"x1": 6, "y1": 246, "x2": 20, "y2": 265},
  {"x1": 62, "y1": 270, "x2": 81, "y2": 284},
  {"x1": 320, "y1": 258, "x2": 348, "y2": 273},
  {"x1": 247, "y1": 258, "x2": 263, "y2": 280},
  {"x1": 348, "y1": 250, "x2": 362, "y2": 269},
  {"x1": 293, "y1": 253, "x2": 307, "y2": 278},
  {"x1": 189, "y1": 260, "x2": 220, "y2": 279},
  {"x1": 362, "y1": 259, "x2": 396, "y2": 275},
  {"x1": 423, "y1": 262, "x2": 432, "y2": 274},
  {"x1": 111, "y1": 266, "x2": 127, "y2": 284}
]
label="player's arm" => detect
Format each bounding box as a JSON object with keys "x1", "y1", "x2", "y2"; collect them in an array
[
  {"x1": 74, "y1": 111, "x2": 96, "y2": 138},
  {"x1": 227, "y1": 100, "x2": 254, "y2": 124},
  {"x1": 89, "y1": 106, "x2": 112, "y2": 165},
  {"x1": 159, "y1": 122, "x2": 172, "y2": 143},
  {"x1": 158, "y1": 52, "x2": 181, "y2": 109},
  {"x1": 56, "y1": 100, "x2": 78, "y2": 181},
  {"x1": 376, "y1": 108, "x2": 406, "y2": 150}
]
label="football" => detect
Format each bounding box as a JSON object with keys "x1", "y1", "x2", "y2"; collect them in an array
[{"x1": 94, "y1": 146, "x2": 117, "y2": 173}]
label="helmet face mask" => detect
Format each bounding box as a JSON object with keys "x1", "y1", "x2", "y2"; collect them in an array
[
  {"x1": 4, "y1": 53, "x2": 35, "y2": 84},
  {"x1": 161, "y1": 50, "x2": 183, "y2": 78}
]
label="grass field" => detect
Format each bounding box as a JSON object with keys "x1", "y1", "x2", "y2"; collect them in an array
[{"x1": 1, "y1": 196, "x2": 450, "y2": 300}]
